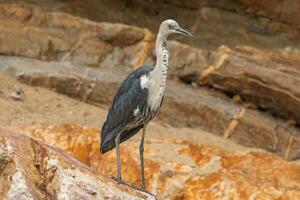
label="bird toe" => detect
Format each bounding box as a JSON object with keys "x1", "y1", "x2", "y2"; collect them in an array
[{"x1": 111, "y1": 176, "x2": 123, "y2": 184}]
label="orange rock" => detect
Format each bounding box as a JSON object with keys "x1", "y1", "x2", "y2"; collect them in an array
[
  {"x1": 0, "y1": 127, "x2": 155, "y2": 200},
  {"x1": 24, "y1": 124, "x2": 300, "y2": 199}
]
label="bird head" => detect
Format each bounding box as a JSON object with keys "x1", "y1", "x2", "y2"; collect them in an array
[{"x1": 158, "y1": 19, "x2": 192, "y2": 38}]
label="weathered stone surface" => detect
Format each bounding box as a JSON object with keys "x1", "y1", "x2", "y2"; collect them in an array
[
  {"x1": 0, "y1": 4, "x2": 300, "y2": 124},
  {"x1": 239, "y1": 0, "x2": 300, "y2": 26},
  {"x1": 2, "y1": 0, "x2": 299, "y2": 50},
  {"x1": 0, "y1": 3, "x2": 300, "y2": 126},
  {"x1": 1, "y1": 2, "x2": 300, "y2": 198},
  {"x1": 1, "y1": 3, "x2": 300, "y2": 161},
  {"x1": 1, "y1": 55, "x2": 300, "y2": 160},
  {"x1": 0, "y1": 128, "x2": 155, "y2": 200},
  {"x1": 2, "y1": 3, "x2": 299, "y2": 126},
  {"x1": 167, "y1": 41, "x2": 215, "y2": 84},
  {"x1": 198, "y1": 45, "x2": 300, "y2": 126},
  {"x1": 163, "y1": 0, "x2": 300, "y2": 26},
  {"x1": 0, "y1": 3, "x2": 147, "y2": 67},
  {"x1": 23, "y1": 124, "x2": 300, "y2": 200}
]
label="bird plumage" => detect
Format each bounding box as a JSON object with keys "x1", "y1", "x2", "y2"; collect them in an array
[
  {"x1": 100, "y1": 65, "x2": 158, "y2": 153},
  {"x1": 99, "y1": 19, "x2": 192, "y2": 192}
]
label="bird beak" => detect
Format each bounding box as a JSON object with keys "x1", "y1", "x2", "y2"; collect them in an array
[{"x1": 174, "y1": 26, "x2": 193, "y2": 37}]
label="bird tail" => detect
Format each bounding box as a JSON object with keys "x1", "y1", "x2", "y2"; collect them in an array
[
  {"x1": 100, "y1": 135, "x2": 116, "y2": 154},
  {"x1": 100, "y1": 122, "x2": 121, "y2": 154},
  {"x1": 100, "y1": 140, "x2": 114, "y2": 154},
  {"x1": 100, "y1": 123, "x2": 144, "y2": 154}
]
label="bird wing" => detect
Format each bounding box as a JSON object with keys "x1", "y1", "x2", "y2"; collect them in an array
[{"x1": 100, "y1": 65, "x2": 154, "y2": 152}]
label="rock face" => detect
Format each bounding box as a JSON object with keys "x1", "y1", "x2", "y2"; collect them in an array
[
  {"x1": 238, "y1": 0, "x2": 300, "y2": 26},
  {"x1": 2, "y1": 55, "x2": 300, "y2": 160},
  {"x1": 1, "y1": 2, "x2": 300, "y2": 199},
  {"x1": 0, "y1": 3, "x2": 148, "y2": 67},
  {"x1": 163, "y1": 0, "x2": 300, "y2": 26},
  {"x1": 198, "y1": 46, "x2": 300, "y2": 126},
  {"x1": 0, "y1": 128, "x2": 155, "y2": 200},
  {"x1": 0, "y1": 2, "x2": 300, "y2": 161},
  {"x1": 0, "y1": 3, "x2": 300, "y2": 126},
  {"x1": 0, "y1": 3, "x2": 300, "y2": 124},
  {"x1": 2, "y1": 0, "x2": 300, "y2": 49},
  {"x1": 23, "y1": 124, "x2": 300, "y2": 200}
]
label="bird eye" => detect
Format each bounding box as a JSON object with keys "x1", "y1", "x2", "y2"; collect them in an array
[{"x1": 168, "y1": 24, "x2": 172, "y2": 29}]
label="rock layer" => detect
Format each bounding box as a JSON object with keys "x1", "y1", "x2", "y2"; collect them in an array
[
  {"x1": 0, "y1": 3, "x2": 300, "y2": 160},
  {"x1": 2, "y1": 0, "x2": 300, "y2": 49},
  {"x1": 198, "y1": 46, "x2": 300, "y2": 126},
  {"x1": 0, "y1": 128, "x2": 155, "y2": 200},
  {"x1": 23, "y1": 124, "x2": 300, "y2": 200},
  {"x1": 0, "y1": 3, "x2": 300, "y2": 127},
  {"x1": 238, "y1": 0, "x2": 300, "y2": 26},
  {"x1": 0, "y1": 3, "x2": 148, "y2": 67},
  {"x1": 2, "y1": 56, "x2": 300, "y2": 160}
]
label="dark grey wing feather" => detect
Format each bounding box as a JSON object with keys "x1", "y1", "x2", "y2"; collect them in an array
[{"x1": 100, "y1": 65, "x2": 154, "y2": 153}]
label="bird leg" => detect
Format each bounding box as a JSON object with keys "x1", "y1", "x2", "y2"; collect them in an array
[
  {"x1": 115, "y1": 132, "x2": 122, "y2": 184},
  {"x1": 139, "y1": 125, "x2": 147, "y2": 191}
]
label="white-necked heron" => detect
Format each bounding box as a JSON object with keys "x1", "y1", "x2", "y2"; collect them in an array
[{"x1": 100, "y1": 19, "x2": 192, "y2": 192}]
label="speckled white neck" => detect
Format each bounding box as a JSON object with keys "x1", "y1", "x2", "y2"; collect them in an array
[
  {"x1": 146, "y1": 35, "x2": 169, "y2": 111},
  {"x1": 154, "y1": 34, "x2": 168, "y2": 76}
]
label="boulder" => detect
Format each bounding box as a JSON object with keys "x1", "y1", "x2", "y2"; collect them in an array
[
  {"x1": 23, "y1": 124, "x2": 300, "y2": 200},
  {"x1": 0, "y1": 128, "x2": 155, "y2": 199}
]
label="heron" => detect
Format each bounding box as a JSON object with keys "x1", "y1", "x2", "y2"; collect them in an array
[{"x1": 100, "y1": 19, "x2": 192, "y2": 191}]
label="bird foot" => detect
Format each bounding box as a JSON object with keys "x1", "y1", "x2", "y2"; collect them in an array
[
  {"x1": 139, "y1": 188, "x2": 157, "y2": 199},
  {"x1": 111, "y1": 177, "x2": 158, "y2": 199},
  {"x1": 111, "y1": 176, "x2": 125, "y2": 185},
  {"x1": 111, "y1": 176, "x2": 137, "y2": 189},
  {"x1": 136, "y1": 186, "x2": 158, "y2": 199}
]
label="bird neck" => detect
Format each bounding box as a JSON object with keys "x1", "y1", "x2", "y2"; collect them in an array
[{"x1": 154, "y1": 34, "x2": 168, "y2": 76}]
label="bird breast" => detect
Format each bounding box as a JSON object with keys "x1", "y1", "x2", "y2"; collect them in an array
[{"x1": 140, "y1": 73, "x2": 166, "y2": 111}]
